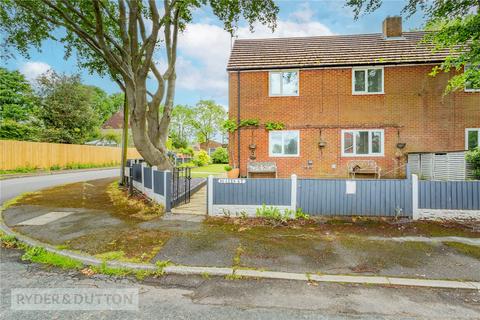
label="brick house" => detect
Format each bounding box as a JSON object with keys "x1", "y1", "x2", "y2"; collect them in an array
[{"x1": 226, "y1": 17, "x2": 480, "y2": 178}]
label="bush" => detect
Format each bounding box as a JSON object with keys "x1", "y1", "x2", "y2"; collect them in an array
[
  {"x1": 0, "y1": 119, "x2": 40, "y2": 141},
  {"x1": 192, "y1": 150, "x2": 210, "y2": 167},
  {"x1": 224, "y1": 165, "x2": 232, "y2": 171},
  {"x1": 466, "y1": 148, "x2": 480, "y2": 179},
  {"x1": 211, "y1": 147, "x2": 228, "y2": 164}
]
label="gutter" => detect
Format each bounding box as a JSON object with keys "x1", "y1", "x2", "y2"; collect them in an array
[{"x1": 226, "y1": 60, "x2": 447, "y2": 72}]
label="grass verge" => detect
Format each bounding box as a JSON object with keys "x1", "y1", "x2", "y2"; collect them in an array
[{"x1": 443, "y1": 242, "x2": 480, "y2": 260}]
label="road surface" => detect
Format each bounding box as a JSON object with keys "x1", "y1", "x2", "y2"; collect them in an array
[
  {"x1": 1, "y1": 169, "x2": 479, "y2": 319},
  {"x1": 1, "y1": 248, "x2": 479, "y2": 320},
  {"x1": 0, "y1": 169, "x2": 119, "y2": 204}
]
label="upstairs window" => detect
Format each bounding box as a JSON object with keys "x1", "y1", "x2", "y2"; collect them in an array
[
  {"x1": 269, "y1": 70, "x2": 299, "y2": 96},
  {"x1": 269, "y1": 130, "x2": 300, "y2": 157},
  {"x1": 466, "y1": 128, "x2": 480, "y2": 150},
  {"x1": 342, "y1": 129, "x2": 384, "y2": 156},
  {"x1": 352, "y1": 67, "x2": 384, "y2": 94}
]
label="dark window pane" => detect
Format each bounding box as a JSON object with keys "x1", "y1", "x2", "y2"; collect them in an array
[
  {"x1": 344, "y1": 132, "x2": 353, "y2": 154},
  {"x1": 367, "y1": 69, "x2": 382, "y2": 92},
  {"x1": 283, "y1": 131, "x2": 298, "y2": 155},
  {"x1": 468, "y1": 130, "x2": 479, "y2": 150},
  {"x1": 371, "y1": 131, "x2": 381, "y2": 153},
  {"x1": 355, "y1": 131, "x2": 369, "y2": 154},
  {"x1": 354, "y1": 70, "x2": 365, "y2": 92}
]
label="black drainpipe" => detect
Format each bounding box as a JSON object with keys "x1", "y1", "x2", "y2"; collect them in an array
[{"x1": 237, "y1": 71, "x2": 241, "y2": 171}]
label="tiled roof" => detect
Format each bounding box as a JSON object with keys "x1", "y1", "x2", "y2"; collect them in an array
[
  {"x1": 227, "y1": 31, "x2": 452, "y2": 71},
  {"x1": 102, "y1": 111, "x2": 127, "y2": 129}
]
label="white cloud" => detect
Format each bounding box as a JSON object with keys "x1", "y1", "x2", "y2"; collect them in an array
[
  {"x1": 19, "y1": 61, "x2": 52, "y2": 82},
  {"x1": 175, "y1": 6, "x2": 333, "y2": 103}
]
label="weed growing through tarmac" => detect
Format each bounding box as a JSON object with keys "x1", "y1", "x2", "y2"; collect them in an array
[{"x1": 21, "y1": 246, "x2": 83, "y2": 270}]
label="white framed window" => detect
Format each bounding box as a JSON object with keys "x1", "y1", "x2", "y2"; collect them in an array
[
  {"x1": 269, "y1": 130, "x2": 300, "y2": 157},
  {"x1": 465, "y1": 128, "x2": 480, "y2": 150},
  {"x1": 269, "y1": 70, "x2": 299, "y2": 96},
  {"x1": 341, "y1": 129, "x2": 384, "y2": 157},
  {"x1": 464, "y1": 65, "x2": 480, "y2": 92},
  {"x1": 352, "y1": 67, "x2": 384, "y2": 94}
]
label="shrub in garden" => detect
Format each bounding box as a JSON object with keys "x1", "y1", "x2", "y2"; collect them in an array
[
  {"x1": 466, "y1": 148, "x2": 480, "y2": 179},
  {"x1": 193, "y1": 150, "x2": 210, "y2": 167},
  {"x1": 211, "y1": 147, "x2": 228, "y2": 164}
]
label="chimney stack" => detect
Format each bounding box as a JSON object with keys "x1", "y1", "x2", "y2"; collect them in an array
[{"x1": 382, "y1": 16, "x2": 402, "y2": 38}]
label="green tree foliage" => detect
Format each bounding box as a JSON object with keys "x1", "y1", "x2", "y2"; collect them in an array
[
  {"x1": 0, "y1": 0, "x2": 278, "y2": 169},
  {"x1": 0, "y1": 67, "x2": 38, "y2": 122},
  {"x1": 0, "y1": 119, "x2": 40, "y2": 141},
  {"x1": 192, "y1": 100, "x2": 227, "y2": 144},
  {"x1": 170, "y1": 104, "x2": 195, "y2": 148},
  {"x1": 88, "y1": 88, "x2": 123, "y2": 124},
  {"x1": 211, "y1": 147, "x2": 229, "y2": 164},
  {"x1": 466, "y1": 148, "x2": 480, "y2": 179},
  {"x1": 36, "y1": 72, "x2": 100, "y2": 144},
  {"x1": 346, "y1": 0, "x2": 480, "y2": 92}
]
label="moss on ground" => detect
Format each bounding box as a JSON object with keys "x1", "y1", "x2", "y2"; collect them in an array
[
  {"x1": 443, "y1": 242, "x2": 480, "y2": 260},
  {"x1": 14, "y1": 178, "x2": 163, "y2": 223},
  {"x1": 340, "y1": 237, "x2": 436, "y2": 271},
  {"x1": 66, "y1": 228, "x2": 170, "y2": 263}
]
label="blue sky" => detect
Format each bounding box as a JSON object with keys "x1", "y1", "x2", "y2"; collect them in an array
[{"x1": 2, "y1": 1, "x2": 425, "y2": 108}]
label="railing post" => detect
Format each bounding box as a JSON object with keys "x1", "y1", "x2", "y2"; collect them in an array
[
  {"x1": 164, "y1": 170, "x2": 171, "y2": 213},
  {"x1": 141, "y1": 162, "x2": 147, "y2": 194},
  {"x1": 412, "y1": 173, "x2": 419, "y2": 220},
  {"x1": 207, "y1": 175, "x2": 214, "y2": 215},
  {"x1": 151, "y1": 166, "x2": 158, "y2": 203},
  {"x1": 291, "y1": 174, "x2": 297, "y2": 212}
]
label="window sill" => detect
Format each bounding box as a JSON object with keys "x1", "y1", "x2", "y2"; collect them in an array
[
  {"x1": 464, "y1": 89, "x2": 480, "y2": 93},
  {"x1": 341, "y1": 153, "x2": 384, "y2": 158},
  {"x1": 352, "y1": 92, "x2": 384, "y2": 95},
  {"x1": 268, "y1": 94, "x2": 299, "y2": 97},
  {"x1": 269, "y1": 154, "x2": 300, "y2": 158}
]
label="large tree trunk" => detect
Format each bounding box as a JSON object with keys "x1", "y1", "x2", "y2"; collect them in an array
[{"x1": 127, "y1": 82, "x2": 173, "y2": 170}]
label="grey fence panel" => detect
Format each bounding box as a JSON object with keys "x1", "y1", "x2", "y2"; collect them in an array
[
  {"x1": 132, "y1": 164, "x2": 142, "y2": 182},
  {"x1": 419, "y1": 180, "x2": 480, "y2": 210},
  {"x1": 297, "y1": 179, "x2": 412, "y2": 217},
  {"x1": 213, "y1": 178, "x2": 291, "y2": 206},
  {"x1": 153, "y1": 171, "x2": 165, "y2": 196},
  {"x1": 143, "y1": 167, "x2": 152, "y2": 189}
]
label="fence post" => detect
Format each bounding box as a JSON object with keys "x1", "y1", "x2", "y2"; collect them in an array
[
  {"x1": 151, "y1": 166, "x2": 158, "y2": 203},
  {"x1": 207, "y1": 175, "x2": 214, "y2": 215},
  {"x1": 164, "y1": 170, "x2": 171, "y2": 213},
  {"x1": 291, "y1": 174, "x2": 297, "y2": 212},
  {"x1": 141, "y1": 162, "x2": 147, "y2": 194},
  {"x1": 412, "y1": 173, "x2": 419, "y2": 220}
]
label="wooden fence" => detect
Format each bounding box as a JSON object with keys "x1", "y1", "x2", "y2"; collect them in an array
[{"x1": 0, "y1": 140, "x2": 141, "y2": 170}]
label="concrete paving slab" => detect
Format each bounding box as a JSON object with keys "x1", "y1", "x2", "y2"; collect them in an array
[{"x1": 16, "y1": 211, "x2": 75, "y2": 226}]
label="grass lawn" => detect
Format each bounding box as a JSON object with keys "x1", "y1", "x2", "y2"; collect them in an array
[{"x1": 191, "y1": 164, "x2": 226, "y2": 178}]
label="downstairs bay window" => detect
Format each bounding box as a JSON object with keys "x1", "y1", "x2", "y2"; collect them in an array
[
  {"x1": 341, "y1": 129, "x2": 384, "y2": 157},
  {"x1": 269, "y1": 130, "x2": 300, "y2": 157}
]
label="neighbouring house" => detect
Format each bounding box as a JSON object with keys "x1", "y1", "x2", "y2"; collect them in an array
[
  {"x1": 227, "y1": 16, "x2": 480, "y2": 178},
  {"x1": 102, "y1": 110, "x2": 127, "y2": 133},
  {"x1": 99, "y1": 111, "x2": 134, "y2": 147},
  {"x1": 200, "y1": 140, "x2": 226, "y2": 156}
]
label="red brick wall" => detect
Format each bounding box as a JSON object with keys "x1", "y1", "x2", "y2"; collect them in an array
[{"x1": 228, "y1": 65, "x2": 480, "y2": 178}]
